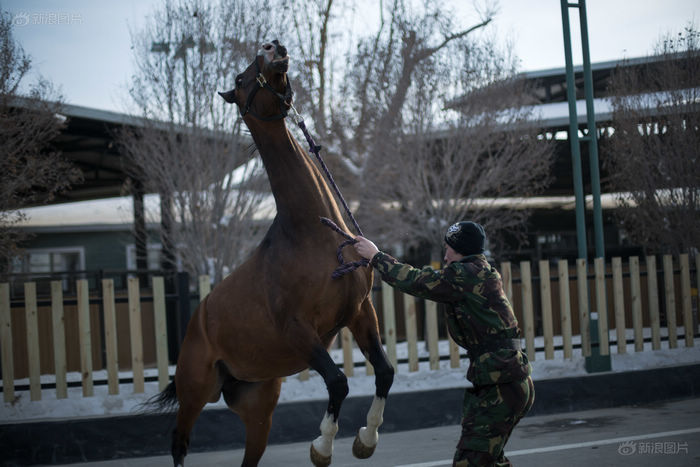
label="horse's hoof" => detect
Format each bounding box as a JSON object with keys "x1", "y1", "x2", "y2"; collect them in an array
[
  {"x1": 352, "y1": 433, "x2": 377, "y2": 459},
  {"x1": 310, "y1": 444, "x2": 332, "y2": 467}
]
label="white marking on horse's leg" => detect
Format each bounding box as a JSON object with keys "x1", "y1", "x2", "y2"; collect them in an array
[
  {"x1": 312, "y1": 411, "x2": 338, "y2": 458},
  {"x1": 358, "y1": 396, "x2": 386, "y2": 447}
]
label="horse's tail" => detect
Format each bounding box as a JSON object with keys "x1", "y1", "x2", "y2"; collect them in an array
[{"x1": 138, "y1": 380, "x2": 179, "y2": 414}]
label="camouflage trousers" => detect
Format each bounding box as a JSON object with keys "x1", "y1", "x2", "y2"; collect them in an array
[{"x1": 453, "y1": 376, "x2": 534, "y2": 467}]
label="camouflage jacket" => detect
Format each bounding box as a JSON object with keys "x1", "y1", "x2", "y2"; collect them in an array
[{"x1": 371, "y1": 251, "x2": 531, "y2": 386}]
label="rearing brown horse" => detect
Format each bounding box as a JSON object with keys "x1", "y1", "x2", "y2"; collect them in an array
[{"x1": 155, "y1": 40, "x2": 394, "y2": 467}]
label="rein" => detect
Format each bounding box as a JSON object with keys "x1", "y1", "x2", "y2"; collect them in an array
[
  {"x1": 242, "y1": 61, "x2": 369, "y2": 279},
  {"x1": 289, "y1": 106, "x2": 370, "y2": 279}
]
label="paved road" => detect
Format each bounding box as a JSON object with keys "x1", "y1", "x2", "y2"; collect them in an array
[{"x1": 54, "y1": 398, "x2": 700, "y2": 466}]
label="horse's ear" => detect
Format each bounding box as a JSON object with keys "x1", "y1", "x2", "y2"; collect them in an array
[{"x1": 218, "y1": 90, "x2": 236, "y2": 103}]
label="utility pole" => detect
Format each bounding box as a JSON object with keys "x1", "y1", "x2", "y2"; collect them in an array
[{"x1": 560, "y1": 0, "x2": 610, "y2": 373}]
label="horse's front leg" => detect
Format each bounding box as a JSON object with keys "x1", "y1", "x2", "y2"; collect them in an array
[
  {"x1": 308, "y1": 344, "x2": 349, "y2": 467},
  {"x1": 347, "y1": 298, "x2": 395, "y2": 459}
]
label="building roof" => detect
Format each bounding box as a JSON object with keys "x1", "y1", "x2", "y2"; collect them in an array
[
  {"x1": 11, "y1": 98, "x2": 245, "y2": 206},
  {"x1": 518, "y1": 53, "x2": 675, "y2": 104},
  {"x1": 14, "y1": 53, "x2": 679, "y2": 214}
]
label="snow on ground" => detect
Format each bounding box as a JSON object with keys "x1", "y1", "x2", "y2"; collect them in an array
[{"x1": 2, "y1": 338, "x2": 699, "y2": 423}]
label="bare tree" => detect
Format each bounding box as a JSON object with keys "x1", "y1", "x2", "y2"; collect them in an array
[
  {"x1": 0, "y1": 10, "x2": 81, "y2": 272},
  {"x1": 284, "y1": 0, "x2": 339, "y2": 138},
  {"x1": 121, "y1": 0, "x2": 280, "y2": 282},
  {"x1": 603, "y1": 24, "x2": 700, "y2": 255},
  {"x1": 119, "y1": 125, "x2": 269, "y2": 283},
  {"x1": 334, "y1": 0, "x2": 496, "y2": 176},
  {"x1": 368, "y1": 49, "x2": 555, "y2": 261},
  {"x1": 272, "y1": 1, "x2": 556, "y2": 260}
]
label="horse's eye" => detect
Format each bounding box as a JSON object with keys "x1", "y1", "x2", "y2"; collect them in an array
[{"x1": 235, "y1": 75, "x2": 243, "y2": 87}]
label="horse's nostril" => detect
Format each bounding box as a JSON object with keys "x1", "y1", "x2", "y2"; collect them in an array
[{"x1": 263, "y1": 43, "x2": 273, "y2": 51}]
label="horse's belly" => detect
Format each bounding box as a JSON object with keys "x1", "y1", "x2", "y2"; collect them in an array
[{"x1": 218, "y1": 337, "x2": 309, "y2": 381}]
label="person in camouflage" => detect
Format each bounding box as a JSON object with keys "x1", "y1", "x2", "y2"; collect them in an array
[{"x1": 353, "y1": 221, "x2": 534, "y2": 466}]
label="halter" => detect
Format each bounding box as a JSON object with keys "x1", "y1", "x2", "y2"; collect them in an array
[{"x1": 240, "y1": 56, "x2": 294, "y2": 121}]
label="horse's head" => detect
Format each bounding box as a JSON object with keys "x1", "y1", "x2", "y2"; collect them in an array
[{"x1": 219, "y1": 40, "x2": 292, "y2": 121}]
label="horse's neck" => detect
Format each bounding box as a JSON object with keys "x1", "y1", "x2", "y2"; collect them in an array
[{"x1": 253, "y1": 121, "x2": 339, "y2": 226}]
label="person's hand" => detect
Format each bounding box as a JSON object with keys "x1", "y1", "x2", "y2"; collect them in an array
[{"x1": 353, "y1": 236, "x2": 379, "y2": 260}]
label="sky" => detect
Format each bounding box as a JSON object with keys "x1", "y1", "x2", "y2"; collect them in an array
[{"x1": 2, "y1": 0, "x2": 699, "y2": 114}]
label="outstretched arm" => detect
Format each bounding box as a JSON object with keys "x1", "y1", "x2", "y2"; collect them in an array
[{"x1": 354, "y1": 236, "x2": 465, "y2": 303}]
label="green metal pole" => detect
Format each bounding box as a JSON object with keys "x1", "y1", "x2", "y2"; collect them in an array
[
  {"x1": 561, "y1": 0, "x2": 611, "y2": 373},
  {"x1": 578, "y1": 0, "x2": 606, "y2": 260},
  {"x1": 560, "y1": 0, "x2": 588, "y2": 260}
]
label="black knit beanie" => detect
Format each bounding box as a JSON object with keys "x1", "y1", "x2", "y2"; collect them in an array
[{"x1": 444, "y1": 221, "x2": 486, "y2": 256}]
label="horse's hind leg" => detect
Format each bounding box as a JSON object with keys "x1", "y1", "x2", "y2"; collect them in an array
[
  {"x1": 347, "y1": 298, "x2": 395, "y2": 459},
  {"x1": 171, "y1": 320, "x2": 220, "y2": 466},
  {"x1": 222, "y1": 376, "x2": 282, "y2": 467}
]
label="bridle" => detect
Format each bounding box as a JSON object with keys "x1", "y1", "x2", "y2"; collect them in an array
[{"x1": 239, "y1": 55, "x2": 294, "y2": 121}]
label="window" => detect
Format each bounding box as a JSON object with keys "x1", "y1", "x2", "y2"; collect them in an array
[
  {"x1": 126, "y1": 243, "x2": 163, "y2": 271},
  {"x1": 11, "y1": 247, "x2": 85, "y2": 295},
  {"x1": 12, "y1": 247, "x2": 85, "y2": 275}
]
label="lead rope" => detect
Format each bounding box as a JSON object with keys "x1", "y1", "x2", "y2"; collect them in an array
[{"x1": 289, "y1": 104, "x2": 370, "y2": 279}]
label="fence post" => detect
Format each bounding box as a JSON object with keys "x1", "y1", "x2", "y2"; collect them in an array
[
  {"x1": 576, "y1": 259, "x2": 590, "y2": 357},
  {"x1": 520, "y1": 261, "x2": 535, "y2": 360},
  {"x1": 128, "y1": 277, "x2": 145, "y2": 393},
  {"x1": 177, "y1": 272, "x2": 191, "y2": 347},
  {"x1": 51, "y1": 281, "x2": 68, "y2": 399},
  {"x1": 628, "y1": 257, "x2": 644, "y2": 352},
  {"x1": 680, "y1": 254, "x2": 694, "y2": 347},
  {"x1": 102, "y1": 279, "x2": 119, "y2": 395},
  {"x1": 586, "y1": 258, "x2": 611, "y2": 373},
  {"x1": 77, "y1": 279, "x2": 94, "y2": 397},
  {"x1": 403, "y1": 294, "x2": 419, "y2": 372},
  {"x1": 557, "y1": 260, "x2": 573, "y2": 359},
  {"x1": 341, "y1": 327, "x2": 354, "y2": 377},
  {"x1": 501, "y1": 262, "x2": 512, "y2": 304},
  {"x1": 425, "y1": 300, "x2": 440, "y2": 370},
  {"x1": 381, "y1": 282, "x2": 397, "y2": 371},
  {"x1": 612, "y1": 257, "x2": 626, "y2": 354},
  {"x1": 0, "y1": 283, "x2": 13, "y2": 403},
  {"x1": 594, "y1": 257, "x2": 610, "y2": 356},
  {"x1": 663, "y1": 255, "x2": 677, "y2": 348},
  {"x1": 24, "y1": 282, "x2": 41, "y2": 401},
  {"x1": 539, "y1": 260, "x2": 554, "y2": 360},
  {"x1": 153, "y1": 277, "x2": 170, "y2": 391},
  {"x1": 198, "y1": 275, "x2": 211, "y2": 299},
  {"x1": 646, "y1": 255, "x2": 661, "y2": 350}
]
